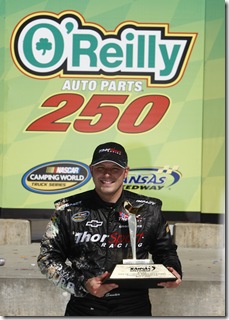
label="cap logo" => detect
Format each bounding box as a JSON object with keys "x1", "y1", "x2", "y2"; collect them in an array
[{"x1": 99, "y1": 147, "x2": 122, "y2": 155}]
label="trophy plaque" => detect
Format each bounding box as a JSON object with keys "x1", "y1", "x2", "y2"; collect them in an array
[{"x1": 105, "y1": 201, "x2": 177, "y2": 288}]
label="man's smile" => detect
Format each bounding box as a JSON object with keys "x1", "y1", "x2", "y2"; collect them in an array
[{"x1": 101, "y1": 180, "x2": 114, "y2": 185}]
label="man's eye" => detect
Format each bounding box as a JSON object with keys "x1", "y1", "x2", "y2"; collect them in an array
[{"x1": 95, "y1": 166, "x2": 120, "y2": 174}]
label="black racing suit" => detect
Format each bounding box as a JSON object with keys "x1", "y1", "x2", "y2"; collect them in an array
[{"x1": 37, "y1": 189, "x2": 182, "y2": 316}]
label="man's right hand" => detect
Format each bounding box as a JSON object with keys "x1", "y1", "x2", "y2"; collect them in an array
[{"x1": 84, "y1": 271, "x2": 119, "y2": 298}]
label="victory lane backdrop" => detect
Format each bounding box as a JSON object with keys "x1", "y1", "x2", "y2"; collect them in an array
[{"x1": 0, "y1": 0, "x2": 225, "y2": 219}]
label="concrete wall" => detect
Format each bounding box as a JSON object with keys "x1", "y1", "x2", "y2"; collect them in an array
[
  {"x1": 0, "y1": 219, "x2": 225, "y2": 248},
  {"x1": 0, "y1": 220, "x2": 31, "y2": 245},
  {"x1": 150, "y1": 280, "x2": 225, "y2": 317},
  {"x1": 0, "y1": 219, "x2": 225, "y2": 317},
  {"x1": 173, "y1": 223, "x2": 225, "y2": 248},
  {"x1": 0, "y1": 278, "x2": 225, "y2": 317}
]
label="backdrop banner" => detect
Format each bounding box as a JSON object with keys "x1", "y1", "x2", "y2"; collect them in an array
[{"x1": 0, "y1": 0, "x2": 225, "y2": 216}]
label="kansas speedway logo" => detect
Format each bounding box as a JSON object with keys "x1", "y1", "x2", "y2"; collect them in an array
[
  {"x1": 124, "y1": 166, "x2": 181, "y2": 191},
  {"x1": 22, "y1": 160, "x2": 91, "y2": 194}
]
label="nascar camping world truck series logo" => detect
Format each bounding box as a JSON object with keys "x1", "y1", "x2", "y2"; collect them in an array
[{"x1": 22, "y1": 160, "x2": 91, "y2": 194}]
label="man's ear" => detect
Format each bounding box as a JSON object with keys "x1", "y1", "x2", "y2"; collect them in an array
[
  {"x1": 124, "y1": 166, "x2": 129, "y2": 178},
  {"x1": 89, "y1": 165, "x2": 93, "y2": 174}
]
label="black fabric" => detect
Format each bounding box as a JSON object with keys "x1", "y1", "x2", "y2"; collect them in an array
[
  {"x1": 38, "y1": 189, "x2": 182, "y2": 299},
  {"x1": 90, "y1": 142, "x2": 128, "y2": 168},
  {"x1": 65, "y1": 293, "x2": 152, "y2": 316}
]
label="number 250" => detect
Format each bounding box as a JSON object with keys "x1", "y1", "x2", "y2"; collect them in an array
[{"x1": 26, "y1": 93, "x2": 170, "y2": 133}]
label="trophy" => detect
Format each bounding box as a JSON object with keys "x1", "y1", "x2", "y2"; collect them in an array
[{"x1": 105, "y1": 201, "x2": 177, "y2": 288}]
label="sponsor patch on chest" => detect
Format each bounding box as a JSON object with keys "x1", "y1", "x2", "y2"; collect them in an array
[{"x1": 71, "y1": 211, "x2": 90, "y2": 222}]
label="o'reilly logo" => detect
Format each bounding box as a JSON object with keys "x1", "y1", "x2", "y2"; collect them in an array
[
  {"x1": 22, "y1": 160, "x2": 91, "y2": 194},
  {"x1": 11, "y1": 11, "x2": 197, "y2": 86}
]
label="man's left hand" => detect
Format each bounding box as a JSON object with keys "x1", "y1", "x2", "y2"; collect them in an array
[{"x1": 157, "y1": 266, "x2": 182, "y2": 288}]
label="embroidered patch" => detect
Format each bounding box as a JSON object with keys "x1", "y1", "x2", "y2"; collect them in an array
[
  {"x1": 86, "y1": 220, "x2": 103, "y2": 227},
  {"x1": 71, "y1": 211, "x2": 90, "y2": 222},
  {"x1": 118, "y1": 211, "x2": 129, "y2": 221}
]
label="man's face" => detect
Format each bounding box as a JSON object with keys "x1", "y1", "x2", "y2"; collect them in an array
[{"x1": 90, "y1": 161, "x2": 129, "y2": 202}]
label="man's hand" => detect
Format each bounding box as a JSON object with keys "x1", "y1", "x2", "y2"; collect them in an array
[
  {"x1": 157, "y1": 267, "x2": 182, "y2": 288},
  {"x1": 84, "y1": 271, "x2": 119, "y2": 297}
]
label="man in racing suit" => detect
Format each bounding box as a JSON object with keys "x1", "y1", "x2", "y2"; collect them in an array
[{"x1": 37, "y1": 142, "x2": 182, "y2": 316}]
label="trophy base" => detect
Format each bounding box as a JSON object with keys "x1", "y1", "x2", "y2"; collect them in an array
[
  {"x1": 105, "y1": 263, "x2": 177, "y2": 288},
  {"x1": 123, "y1": 259, "x2": 152, "y2": 264}
]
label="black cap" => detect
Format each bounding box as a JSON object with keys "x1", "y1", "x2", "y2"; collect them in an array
[{"x1": 90, "y1": 142, "x2": 128, "y2": 168}]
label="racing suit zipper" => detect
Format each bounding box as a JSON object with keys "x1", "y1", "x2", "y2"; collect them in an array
[{"x1": 104, "y1": 206, "x2": 116, "y2": 271}]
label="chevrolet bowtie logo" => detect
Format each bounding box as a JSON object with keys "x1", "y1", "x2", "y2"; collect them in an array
[{"x1": 86, "y1": 220, "x2": 103, "y2": 227}]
